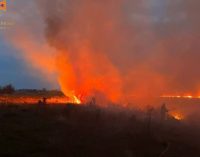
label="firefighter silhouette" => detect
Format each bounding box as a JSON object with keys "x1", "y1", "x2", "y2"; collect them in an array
[
  {"x1": 42, "y1": 97, "x2": 47, "y2": 104},
  {"x1": 160, "y1": 103, "x2": 168, "y2": 121},
  {"x1": 147, "y1": 106, "x2": 154, "y2": 135},
  {"x1": 38, "y1": 97, "x2": 47, "y2": 105}
]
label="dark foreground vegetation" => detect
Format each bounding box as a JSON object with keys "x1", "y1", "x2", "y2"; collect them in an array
[{"x1": 0, "y1": 103, "x2": 199, "y2": 157}]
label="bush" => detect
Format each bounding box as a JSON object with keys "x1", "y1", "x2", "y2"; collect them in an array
[{"x1": 0, "y1": 84, "x2": 15, "y2": 94}]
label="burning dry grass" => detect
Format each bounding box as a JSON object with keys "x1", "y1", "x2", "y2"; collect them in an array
[
  {"x1": 0, "y1": 90, "x2": 79, "y2": 105},
  {"x1": 0, "y1": 95, "x2": 71, "y2": 104},
  {"x1": 169, "y1": 111, "x2": 184, "y2": 121}
]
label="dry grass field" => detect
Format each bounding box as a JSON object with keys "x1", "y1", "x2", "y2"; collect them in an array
[{"x1": 0, "y1": 101, "x2": 199, "y2": 157}]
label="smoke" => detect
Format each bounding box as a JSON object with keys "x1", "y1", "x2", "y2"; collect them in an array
[{"x1": 5, "y1": 0, "x2": 200, "y2": 103}]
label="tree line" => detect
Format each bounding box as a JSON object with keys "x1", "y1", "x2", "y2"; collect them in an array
[{"x1": 0, "y1": 84, "x2": 15, "y2": 94}]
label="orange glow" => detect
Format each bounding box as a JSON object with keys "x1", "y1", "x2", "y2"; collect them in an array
[
  {"x1": 56, "y1": 46, "x2": 122, "y2": 104},
  {"x1": 170, "y1": 112, "x2": 184, "y2": 120},
  {"x1": 161, "y1": 95, "x2": 200, "y2": 99},
  {"x1": 7, "y1": 1, "x2": 200, "y2": 105},
  {"x1": 0, "y1": 95, "x2": 77, "y2": 104},
  {"x1": 73, "y1": 95, "x2": 81, "y2": 104}
]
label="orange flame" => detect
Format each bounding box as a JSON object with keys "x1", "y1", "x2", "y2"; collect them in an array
[
  {"x1": 170, "y1": 112, "x2": 184, "y2": 120},
  {"x1": 161, "y1": 95, "x2": 200, "y2": 99},
  {"x1": 0, "y1": 95, "x2": 72, "y2": 104},
  {"x1": 73, "y1": 95, "x2": 81, "y2": 104},
  {"x1": 55, "y1": 46, "x2": 122, "y2": 104}
]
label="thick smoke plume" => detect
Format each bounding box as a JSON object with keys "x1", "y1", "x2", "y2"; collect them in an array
[{"x1": 5, "y1": 0, "x2": 200, "y2": 103}]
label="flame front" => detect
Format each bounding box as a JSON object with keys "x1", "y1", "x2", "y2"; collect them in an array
[
  {"x1": 73, "y1": 96, "x2": 81, "y2": 104},
  {"x1": 56, "y1": 46, "x2": 122, "y2": 104},
  {"x1": 170, "y1": 112, "x2": 184, "y2": 121},
  {"x1": 161, "y1": 95, "x2": 200, "y2": 99}
]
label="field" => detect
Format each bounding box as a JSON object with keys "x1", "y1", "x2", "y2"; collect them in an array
[{"x1": 0, "y1": 101, "x2": 199, "y2": 157}]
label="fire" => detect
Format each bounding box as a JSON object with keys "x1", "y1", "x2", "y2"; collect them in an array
[
  {"x1": 170, "y1": 112, "x2": 184, "y2": 121},
  {"x1": 56, "y1": 46, "x2": 122, "y2": 104},
  {"x1": 0, "y1": 95, "x2": 72, "y2": 104},
  {"x1": 161, "y1": 95, "x2": 200, "y2": 99},
  {"x1": 6, "y1": 0, "x2": 200, "y2": 105},
  {"x1": 73, "y1": 96, "x2": 81, "y2": 104}
]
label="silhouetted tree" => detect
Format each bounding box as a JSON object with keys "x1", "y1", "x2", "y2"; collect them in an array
[{"x1": 1, "y1": 84, "x2": 15, "y2": 94}]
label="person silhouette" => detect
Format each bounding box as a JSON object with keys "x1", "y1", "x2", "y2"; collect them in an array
[{"x1": 160, "y1": 103, "x2": 168, "y2": 121}]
